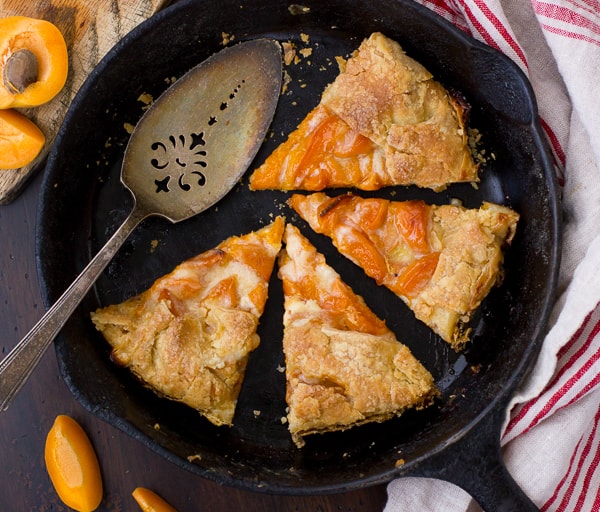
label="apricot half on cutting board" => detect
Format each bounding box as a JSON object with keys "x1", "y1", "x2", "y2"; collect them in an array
[
  {"x1": 0, "y1": 108, "x2": 45, "y2": 169},
  {"x1": 0, "y1": 16, "x2": 68, "y2": 108}
]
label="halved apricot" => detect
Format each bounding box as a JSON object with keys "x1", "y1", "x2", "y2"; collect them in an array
[
  {"x1": 44, "y1": 415, "x2": 103, "y2": 512},
  {"x1": 0, "y1": 16, "x2": 68, "y2": 108}
]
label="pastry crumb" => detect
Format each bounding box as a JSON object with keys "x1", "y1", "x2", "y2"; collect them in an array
[
  {"x1": 137, "y1": 92, "x2": 153, "y2": 105},
  {"x1": 282, "y1": 41, "x2": 297, "y2": 66},
  {"x1": 187, "y1": 454, "x2": 202, "y2": 462},
  {"x1": 288, "y1": 4, "x2": 310, "y2": 15},
  {"x1": 221, "y1": 32, "x2": 235, "y2": 45},
  {"x1": 334, "y1": 55, "x2": 346, "y2": 72},
  {"x1": 282, "y1": 70, "x2": 292, "y2": 94},
  {"x1": 468, "y1": 127, "x2": 489, "y2": 165}
]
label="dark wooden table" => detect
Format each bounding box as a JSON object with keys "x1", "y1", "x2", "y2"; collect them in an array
[{"x1": 0, "y1": 169, "x2": 388, "y2": 511}]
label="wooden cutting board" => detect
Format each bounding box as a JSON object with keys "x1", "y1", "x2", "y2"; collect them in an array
[{"x1": 0, "y1": 0, "x2": 170, "y2": 204}]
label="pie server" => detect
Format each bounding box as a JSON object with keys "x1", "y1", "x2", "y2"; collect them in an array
[{"x1": 0, "y1": 38, "x2": 283, "y2": 410}]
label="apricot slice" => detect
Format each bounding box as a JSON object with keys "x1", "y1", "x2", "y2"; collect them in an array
[
  {"x1": 0, "y1": 108, "x2": 45, "y2": 169},
  {"x1": 44, "y1": 415, "x2": 103, "y2": 512},
  {"x1": 132, "y1": 487, "x2": 179, "y2": 512},
  {"x1": 0, "y1": 16, "x2": 68, "y2": 108}
]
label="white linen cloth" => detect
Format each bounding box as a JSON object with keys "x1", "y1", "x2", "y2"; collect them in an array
[{"x1": 385, "y1": 1, "x2": 600, "y2": 510}]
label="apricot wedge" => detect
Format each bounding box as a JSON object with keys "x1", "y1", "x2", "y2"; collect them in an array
[
  {"x1": 44, "y1": 415, "x2": 103, "y2": 512},
  {"x1": 133, "y1": 487, "x2": 179, "y2": 512},
  {"x1": 0, "y1": 108, "x2": 45, "y2": 169}
]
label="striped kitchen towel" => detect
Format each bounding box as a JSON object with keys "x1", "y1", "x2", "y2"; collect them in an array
[{"x1": 385, "y1": 1, "x2": 600, "y2": 511}]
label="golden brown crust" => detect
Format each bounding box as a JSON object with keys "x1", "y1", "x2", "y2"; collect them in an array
[
  {"x1": 289, "y1": 193, "x2": 519, "y2": 351},
  {"x1": 322, "y1": 32, "x2": 432, "y2": 147},
  {"x1": 321, "y1": 32, "x2": 478, "y2": 191},
  {"x1": 91, "y1": 217, "x2": 284, "y2": 427},
  {"x1": 279, "y1": 224, "x2": 438, "y2": 447},
  {"x1": 416, "y1": 202, "x2": 519, "y2": 349}
]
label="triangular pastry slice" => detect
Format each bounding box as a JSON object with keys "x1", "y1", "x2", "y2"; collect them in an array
[
  {"x1": 250, "y1": 32, "x2": 478, "y2": 192},
  {"x1": 289, "y1": 193, "x2": 519, "y2": 351},
  {"x1": 91, "y1": 217, "x2": 285, "y2": 427},
  {"x1": 278, "y1": 223, "x2": 438, "y2": 447}
]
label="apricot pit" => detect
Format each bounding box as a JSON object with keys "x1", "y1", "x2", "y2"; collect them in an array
[{"x1": 3, "y1": 48, "x2": 39, "y2": 94}]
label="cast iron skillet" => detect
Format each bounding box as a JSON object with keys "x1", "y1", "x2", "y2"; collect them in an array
[{"x1": 36, "y1": 0, "x2": 560, "y2": 510}]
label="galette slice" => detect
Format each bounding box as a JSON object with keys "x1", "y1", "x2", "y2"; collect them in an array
[
  {"x1": 289, "y1": 192, "x2": 518, "y2": 351},
  {"x1": 279, "y1": 223, "x2": 438, "y2": 447},
  {"x1": 91, "y1": 217, "x2": 284, "y2": 427},
  {"x1": 250, "y1": 32, "x2": 478, "y2": 192}
]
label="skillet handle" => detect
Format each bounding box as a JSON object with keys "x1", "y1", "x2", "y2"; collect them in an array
[{"x1": 410, "y1": 404, "x2": 539, "y2": 512}]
